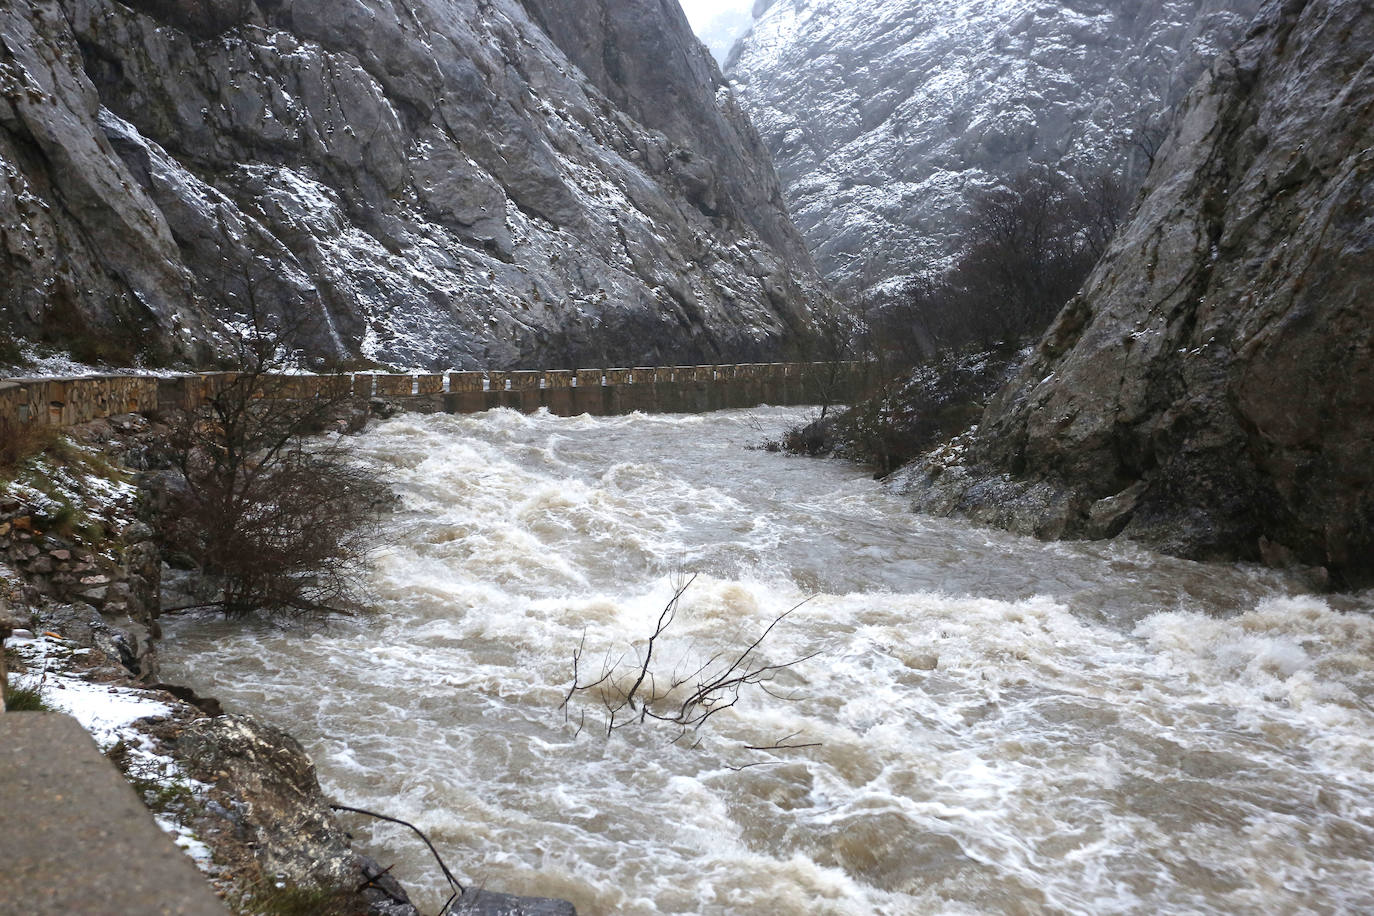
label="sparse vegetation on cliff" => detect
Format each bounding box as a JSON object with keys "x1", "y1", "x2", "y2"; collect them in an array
[
  {"x1": 771, "y1": 349, "x2": 1021, "y2": 475},
  {"x1": 773, "y1": 164, "x2": 1127, "y2": 477}
]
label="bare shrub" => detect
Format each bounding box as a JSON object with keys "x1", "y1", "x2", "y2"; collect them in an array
[
  {"x1": 0, "y1": 421, "x2": 63, "y2": 483},
  {"x1": 774, "y1": 349, "x2": 1023, "y2": 476},
  {"x1": 160, "y1": 314, "x2": 387, "y2": 621},
  {"x1": 561, "y1": 574, "x2": 817, "y2": 745}
]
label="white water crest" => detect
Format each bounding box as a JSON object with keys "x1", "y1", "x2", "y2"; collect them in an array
[{"x1": 161, "y1": 407, "x2": 1374, "y2": 915}]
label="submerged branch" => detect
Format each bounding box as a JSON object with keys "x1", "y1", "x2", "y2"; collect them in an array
[
  {"x1": 561, "y1": 577, "x2": 820, "y2": 755},
  {"x1": 329, "y1": 803, "x2": 465, "y2": 905}
]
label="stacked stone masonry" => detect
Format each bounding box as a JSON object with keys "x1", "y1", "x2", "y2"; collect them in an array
[{"x1": 0, "y1": 363, "x2": 866, "y2": 433}]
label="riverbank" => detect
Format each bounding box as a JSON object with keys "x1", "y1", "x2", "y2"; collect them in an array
[
  {"x1": 0, "y1": 407, "x2": 425, "y2": 914},
  {"x1": 0, "y1": 407, "x2": 575, "y2": 916}
]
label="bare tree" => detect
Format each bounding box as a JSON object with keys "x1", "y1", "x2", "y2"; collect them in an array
[
  {"x1": 159, "y1": 301, "x2": 388, "y2": 620},
  {"x1": 1069, "y1": 166, "x2": 1133, "y2": 263},
  {"x1": 886, "y1": 165, "x2": 1130, "y2": 352},
  {"x1": 858, "y1": 278, "x2": 938, "y2": 373},
  {"x1": 561, "y1": 574, "x2": 818, "y2": 746},
  {"x1": 797, "y1": 296, "x2": 865, "y2": 420},
  {"x1": 1128, "y1": 114, "x2": 1170, "y2": 173}
]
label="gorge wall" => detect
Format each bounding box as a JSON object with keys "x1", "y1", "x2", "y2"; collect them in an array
[
  {"x1": 0, "y1": 0, "x2": 823, "y2": 370},
  {"x1": 727, "y1": 0, "x2": 1262, "y2": 292},
  {"x1": 894, "y1": 0, "x2": 1374, "y2": 587}
]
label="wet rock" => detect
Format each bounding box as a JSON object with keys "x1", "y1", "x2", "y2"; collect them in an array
[
  {"x1": 174, "y1": 715, "x2": 432, "y2": 915},
  {"x1": 356, "y1": 854, "x2": 421, "y2": 916},
  {"x1": 177, "y1": 715, "x2": 356, "y2": 889},
  {"x1": 368, "y1": 399, "x2": 400, "y2": 420},
  {"x1": 1086, "y1": 481, "x2": 1149, "y2": 539},
  {"x1": 38, "y1": 604, "x2": 105, "y2": 647},
  {"x1": 898, "y1": 0, "x2": 1374, "y2": 586},
  {"x1": 122, "y1": 521, "x2": 154, "y2": 542},
  {"x1": 91, "y1": 625, "x2": 138, "y2": 674},
  {"x1": 98, "y1": 613, "x2": 157, "y2": 678},
  {"x1": 151, "y1": 682, "x2": 224, "y2": 718}
]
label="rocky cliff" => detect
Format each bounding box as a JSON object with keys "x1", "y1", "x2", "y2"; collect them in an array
[
  {"x1": 0, "y1": 0, "x2": 821, "y2": 369},
  {"x1": 727, "y1": 0, "x2": 1261, "y2": 291},
  {"x1": 894, "y1": 0, "x2": 1374, "y2": 587}
]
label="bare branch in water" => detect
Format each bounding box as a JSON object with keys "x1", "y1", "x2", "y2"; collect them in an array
[
  {"x1": 561, "y1": 577, "x2": 820, "y2": 757},
  {"x1": 330, "y1": 802, "x2": 464, "y2": 911}
]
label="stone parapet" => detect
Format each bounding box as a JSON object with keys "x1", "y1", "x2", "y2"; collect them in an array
[
  {"x1": 507, "y1": 371, "x2": 543, "y2": 391},
  {"x1": 374, "y1": 374, "x2": 414, "y2": 397},
  {"x1": 449, "y1": 372, "x2": 485, "y2": 392},
  {"x1": 1, "y1": 362, "x2": 870, "y2": 429}
]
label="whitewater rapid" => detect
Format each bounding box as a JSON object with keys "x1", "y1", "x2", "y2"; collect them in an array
[{"x1": 161, "y1": 407, "x2": 1374, "y2": 914}]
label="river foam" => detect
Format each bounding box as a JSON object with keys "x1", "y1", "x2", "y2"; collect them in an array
[{"x1": 162, "y1": 407, "x2": 1374, "y2": 914}]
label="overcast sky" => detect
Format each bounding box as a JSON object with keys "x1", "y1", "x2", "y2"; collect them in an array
[{"x1": 678, "y1": 0, "x2": 757, "y2": 62}]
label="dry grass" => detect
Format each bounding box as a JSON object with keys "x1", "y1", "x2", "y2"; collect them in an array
[
  {"x1": 0, "y1": 422, "x2": 64, "y2": 483},
  {"x1": 3, "y1": 679, "x2": 49, "y2": 712},
  {"x1": 233, "y1": 883, "x2": 364, "y2": 916}
]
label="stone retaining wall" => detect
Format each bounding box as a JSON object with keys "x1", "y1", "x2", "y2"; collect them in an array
[{"x1": 0, "y1": 363, "x2": 867, "y2": 432}]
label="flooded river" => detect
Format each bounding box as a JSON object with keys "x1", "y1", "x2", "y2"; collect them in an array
[{"x1": 163, "y1": 407, "x2": 1374, "y2": 914}]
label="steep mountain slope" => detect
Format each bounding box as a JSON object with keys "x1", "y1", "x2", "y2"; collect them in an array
[
  {"x1": 727, "y1": 0, "x2": 1261, "y2": 291},
  {"x1": 0, "y1": 0, "x2": 821, "y2": 369},
  {"x1": 894, "y1": 0, "x2": 1374, "y2": 586}
]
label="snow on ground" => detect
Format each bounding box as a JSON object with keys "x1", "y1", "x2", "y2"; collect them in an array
[
  {"x1": 5, "y1": 634, "x2": 166, "y2": 745},
  {"x1": 156, "y1": 814, "x2": 217, "y2": 867},
  {"x1": 1, "y1": 342, "x2": 187, "y2": 379},
  {"x1": 5, "y1": 446, "x2": 140, "y2": 531}
]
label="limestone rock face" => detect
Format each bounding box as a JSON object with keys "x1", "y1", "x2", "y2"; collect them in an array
[
  {"x1": 0, "y1": 0, "x2": 821, "y2": 368},
  {"x1": 896, "y1": 0, "x2": 1374, "y2": 585},
  {"x1": 726, "y1": 0, "x2": 1262, "y2": 291},
  {"x1": 178, "y1": 715, "x2": 357, "y2": 889}
]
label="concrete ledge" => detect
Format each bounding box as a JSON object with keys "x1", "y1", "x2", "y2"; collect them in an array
[{"x1": 0, "y1": 713, "x2": 229, "y2": 916}]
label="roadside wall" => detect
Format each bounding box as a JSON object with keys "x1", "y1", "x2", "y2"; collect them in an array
[{"x1": 0, "y1": 363, "x2": 867, "y2": 432}]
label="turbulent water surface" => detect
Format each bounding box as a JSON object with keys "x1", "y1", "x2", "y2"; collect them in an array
[{"x1": 162, "y1": 407, "x2": 1374, "y2": 915}]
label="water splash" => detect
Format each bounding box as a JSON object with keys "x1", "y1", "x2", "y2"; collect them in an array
[{"x1": 162, "y1": 408, "x2": 1374, "y2": 914}]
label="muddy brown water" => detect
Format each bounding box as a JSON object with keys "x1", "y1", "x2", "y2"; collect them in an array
[{"x1": 162, "y1": 407, "x2": 1374, "y2": 914}]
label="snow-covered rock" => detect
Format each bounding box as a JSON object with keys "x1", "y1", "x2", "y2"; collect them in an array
[
  {"x1": 727, "y1": 0, "x2": 1262, "y2": 291},
  {"x1": 0, "y1": 0, "x2": 823, "y2": 369},
  {"x1": 893, "y1": 0, "x2": 1374, "y2": 586}
]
